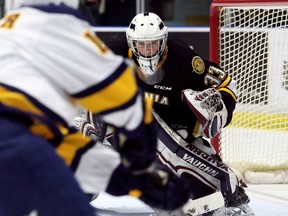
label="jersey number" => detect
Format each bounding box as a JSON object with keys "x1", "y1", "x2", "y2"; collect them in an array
[
  {"x1": 204, "y1": 66, "x2": 228, "y2": 88},
  {"x1": 84, "y1": 31, "x2": 108, "y2": 54},
  {"x1": 0, "y1": 13, "x2": 20, "y2": 29}
]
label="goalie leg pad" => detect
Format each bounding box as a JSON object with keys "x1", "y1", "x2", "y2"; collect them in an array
[
  {"x1": 157, "y1": 139, "x2": 218, "y2": 199},
  {"x1": 154, "y1": 112, "x2": 239, "y2": 201}
]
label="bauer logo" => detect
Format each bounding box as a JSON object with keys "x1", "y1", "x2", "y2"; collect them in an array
[{"x1": 192, "y1": 56, "x2": 205, "y2": 74}]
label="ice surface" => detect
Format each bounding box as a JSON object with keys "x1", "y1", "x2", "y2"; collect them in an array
[{"x1": 91, "y1": 184, "x2": 288, "y2": 216}]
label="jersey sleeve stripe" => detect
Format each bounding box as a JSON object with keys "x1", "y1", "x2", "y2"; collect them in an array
[
  {"x1": 217, "y1": 75, "x2": 231, "y2": 89},
  {"x1": 0, "y1": 84, "x2": 73, "y2": 143},
  {"x1": 56, "y1": 130, "x2": 94, "y2": 167},
  {"x1": 73, "y1": 63, "x2": 138, "y2": 114},
  {"x1": 0, "y1": 84, "x2": 67, "y2": 125},
  {"x1": 216, "y1": 75, "x2": 237, "y2": 101},
  {"x1": 0, "y1": 84, "x2": 101, "y2": 164},
  {"x1": 72, "y1": 61, "x2": 129, "y2": 97},
  {"x1": 218, "y1": 87, "x2": 237, "y2": 101}
]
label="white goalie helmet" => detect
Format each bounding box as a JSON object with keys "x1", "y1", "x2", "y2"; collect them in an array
[
  {"x1": 5, "y1": 0, "x2": 79, "y2": 12},
  {"x1": 126, "y1": 12, "x2": 168, "y2": 84}
]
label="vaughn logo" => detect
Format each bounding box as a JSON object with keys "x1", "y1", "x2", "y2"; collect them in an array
[
  {"x1": 182, "y1": 153, "x2": 219, "y2": 177},
  {"x1": 176, "y1": 144, "x2": 229, "y2": 178},
  {"x1": 185, "y1": 144, "x2": 228, "y2": 172}
]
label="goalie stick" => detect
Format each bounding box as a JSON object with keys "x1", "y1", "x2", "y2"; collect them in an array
[{"x1": 152, "y1": 191, "x2": 224, "y2": 216}]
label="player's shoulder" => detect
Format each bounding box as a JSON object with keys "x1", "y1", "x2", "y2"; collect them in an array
[
  {"x1": 167, "y1": 36, "x2": 193, "y2": 52},
  {"x1": 166, "y1": 36, "x2": 199, "y2": 72},
  {"x1": 167, "y1": 36, "x2": 198, "y2": 62},
  {"x1": 167, "y1": 36, "x2": 223, "y2": 72}
]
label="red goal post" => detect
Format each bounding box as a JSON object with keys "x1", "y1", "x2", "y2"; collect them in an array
[{"x1": 210, "y1": 0, "x2": 288, "y2": 183}]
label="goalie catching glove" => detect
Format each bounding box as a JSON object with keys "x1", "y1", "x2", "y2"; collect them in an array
[{"x1": 182, "y1": 88, "x2": 228, "y2": 138}]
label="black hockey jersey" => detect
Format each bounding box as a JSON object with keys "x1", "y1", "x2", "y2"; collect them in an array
[{"x1": 105, "y1": 36, "x2": 237, "y2": 143}]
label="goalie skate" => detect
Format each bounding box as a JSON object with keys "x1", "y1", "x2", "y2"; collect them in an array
[
  {"x1": 201, "y1": 203, "x2": 255, "y2": 216},
  {"x1": 152, "y1": 203, "x2": 255, "y2": 216},
  {"x1": 200, "y1": 183, "x2": 255, "y2": 216},
  {"x1": 152, "y1": 208, "x2": 186, "y2": 216},
  {"x1": 152, "y1": 199, "x2": 255, "y2": 216}
]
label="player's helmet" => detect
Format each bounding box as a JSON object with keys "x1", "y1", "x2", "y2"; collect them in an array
[
  {"x1": 126, "y1": 12, "x2": 168, "y2": 84},
  {"x1": 5, "y1": 0, "x2": 79, "y2": 12}
]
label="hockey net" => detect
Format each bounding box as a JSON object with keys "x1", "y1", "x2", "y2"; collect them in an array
[{"x1": 210, "y1": 0, "x2": 288, "y2": 184}]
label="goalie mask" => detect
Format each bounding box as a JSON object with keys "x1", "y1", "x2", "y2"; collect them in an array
[
  {"x1": 126, "y1": 12, "x2": 168, "y2": 85},
  {"x1": 5, "y1": 0, "x2": 79, "y2": 12}
]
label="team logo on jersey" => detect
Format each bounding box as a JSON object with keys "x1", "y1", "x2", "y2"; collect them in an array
[{"x1": 192, "y1": 56, "x2": 205, "y2": 74}]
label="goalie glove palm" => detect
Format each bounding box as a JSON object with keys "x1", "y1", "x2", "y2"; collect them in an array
[{"x1": 182, "y1": 88, "x2": 228, "y2": 138}]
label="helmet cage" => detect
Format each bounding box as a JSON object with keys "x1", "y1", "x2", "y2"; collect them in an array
[
  {"x1": 126, "y1": 12, "x2": 168, "y2": 84},
  {"x1": 129, "y1": 36, "x2": 167, "y2": 61},
  {"x1": 126, "y1": 12, "x2": 168, "y2": 62}
]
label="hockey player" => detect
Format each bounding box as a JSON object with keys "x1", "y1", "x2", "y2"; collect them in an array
[
  {"x1": 0, "y1": 2, "x2": 190, "y2": 216},
  {"x1": 87, "y1": 12, "x2": 252, "y2": 215}
]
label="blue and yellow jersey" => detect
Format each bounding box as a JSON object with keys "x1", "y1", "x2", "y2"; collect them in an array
[{"x1": 0, "y1": 4, "x2": 142, "y2": 166}]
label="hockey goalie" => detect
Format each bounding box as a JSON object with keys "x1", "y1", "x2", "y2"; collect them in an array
[
  {"x1": 74, "y1": 95, "x2": 254, "y2": 216},
  {"x1": 73, "y1": 11, "x2": 255, "y2": 216}
]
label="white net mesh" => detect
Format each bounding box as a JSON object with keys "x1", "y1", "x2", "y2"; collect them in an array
[{"x1": 217, "y1": 6, "x2": 288, "y2": 183}]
